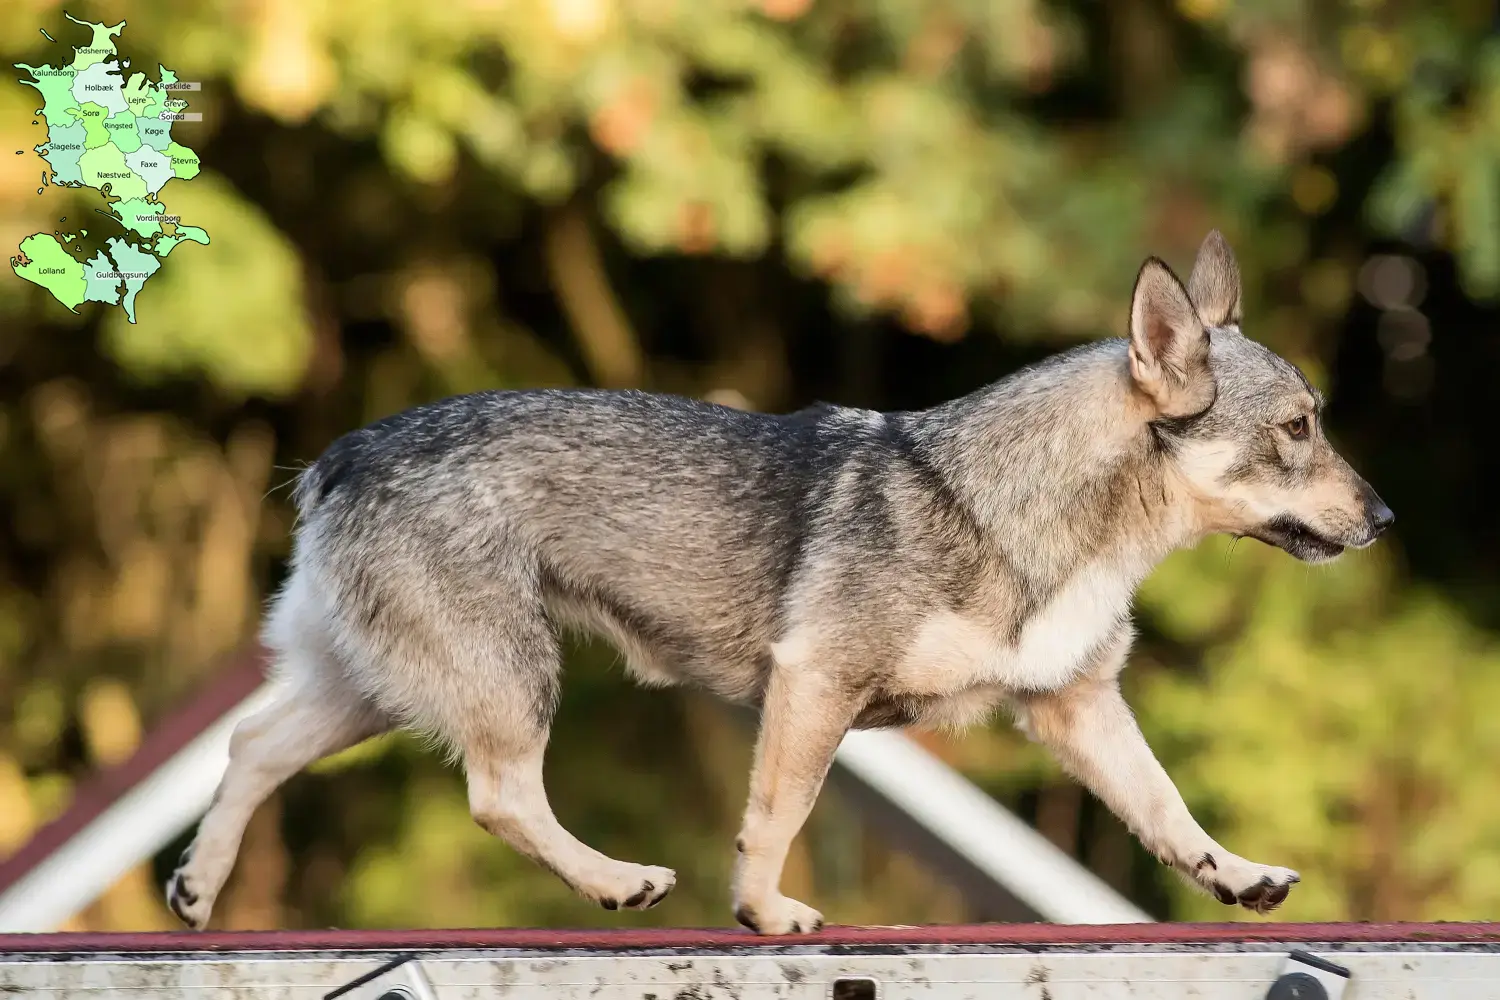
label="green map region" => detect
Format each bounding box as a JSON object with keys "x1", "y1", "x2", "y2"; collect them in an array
[{"x1": 9, "y1": 13, "x2": 209, "y2": 323}]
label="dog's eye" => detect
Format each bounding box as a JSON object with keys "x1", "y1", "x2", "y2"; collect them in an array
[{"x1": 1284, "y1": 416, "x2": 1309, "y2": 440}]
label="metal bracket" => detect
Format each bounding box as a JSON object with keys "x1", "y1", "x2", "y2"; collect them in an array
[
  {"x1": 1265, "y1": 950, "x2": 1351, "y2": 1000},
  {"x1": 324, "y1": 953, "x2": 439, "y2": 1000}
]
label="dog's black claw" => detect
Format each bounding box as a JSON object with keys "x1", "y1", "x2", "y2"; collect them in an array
[
  {"x1": 642, "y1": 879, "x2": 673, "y2": 909},
  {"x1": 1262, "y1": 882, "x2": 1291, "y2": 909},
  {"x1": 810, "y1": 916, "x2": 824, "y2": 932},
  {"x1": 1195, "y1": 852, "x2": 1216, "y2": 873},
  {"x1": 600, "y1": 898, "x2": 618, "y2": 911},
  {"x1": 178, "y1": 846, "x2": 193, "y2": 867},
  {"x1": 1237, "y1": 875, "x2": 1275, "y2": 906},
  {"x1": 174, "y1": 873, "x2": 198, "y2": 907},
  {"x1": 1212, "y1": 882, "x2": 1237, "y2": 905},
  {"x1": 734, "y1": 905, "x2": 759, "y2": 933},
  {"x1": 623, "y1": 879, "x2": 657, "y2": 908},
  {"x1": 166, "y1": 874, "x2": 198, "y2": 926}
]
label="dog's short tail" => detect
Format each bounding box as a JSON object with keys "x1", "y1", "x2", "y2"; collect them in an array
[
  {"x1": 291, "y1": 462, "x2": 327, "y2": 518},
  {"x1": 289, "y1": 439, "x2": 347, "y2": 518},
  {"x1": 290, "y1": 427, "x2": 376, "y2": 518}
]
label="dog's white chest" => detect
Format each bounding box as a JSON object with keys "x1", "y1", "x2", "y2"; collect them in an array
[{"x1": 898, "y1": 564, "x2": 1136, "y2": 693}]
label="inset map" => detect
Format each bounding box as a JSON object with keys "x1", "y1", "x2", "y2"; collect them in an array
[{"x1": 10, "y1": 14, "x2": 209, "y2": 322}]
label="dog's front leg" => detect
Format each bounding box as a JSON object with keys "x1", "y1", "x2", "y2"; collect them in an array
[
  {"x1": 1016, "y1": 635, "x2": 1299, "y2": 914},
  {"x1": 732, "y1": 651, "x2": 858, "y2": 935}
]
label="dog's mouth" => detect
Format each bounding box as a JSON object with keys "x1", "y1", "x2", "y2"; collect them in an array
[{"x1": 1245, "y1": 516, "x2": 1347, "y2": 564}]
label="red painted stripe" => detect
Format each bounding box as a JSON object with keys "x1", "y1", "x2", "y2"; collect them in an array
[
  {"x1": 0, "y1": 649, "x2": 269, "y2": 896},
  {"x1": 0, "y1": 923, "x2": 1497, "y2": 954}
]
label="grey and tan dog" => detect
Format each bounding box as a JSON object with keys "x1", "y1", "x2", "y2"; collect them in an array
[{"x1": 167, "y1": 231, "x2": 1392, "y2": 933}]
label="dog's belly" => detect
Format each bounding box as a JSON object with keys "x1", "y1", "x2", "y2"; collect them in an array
[
  {"x1": 854, "y1": 685, "x2": 1011, "y2": 731},
  {"x1": 544, "y1": 589, "x2": 770, "y2": 703},
  {"x1": 893, "y1": 563, "x2": 1134, "y2": 696}
]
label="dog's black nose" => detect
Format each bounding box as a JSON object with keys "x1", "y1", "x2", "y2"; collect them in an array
[{"x1": 1369, "y1": 502, "x2": 1395, "y2": 535}]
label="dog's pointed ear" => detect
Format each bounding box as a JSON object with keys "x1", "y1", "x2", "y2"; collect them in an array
[
  {"x1": 1129, "y1": 257, "x2": 1215, "y2": 418},
  {"x1": 1187, "y1": 229, "x2": 1242, "y2": 328}
]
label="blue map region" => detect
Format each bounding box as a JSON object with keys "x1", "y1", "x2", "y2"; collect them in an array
[
  {"x1": 82, "y1": 248, "x2": 122, "y2": 304},
  {"x1": 38, "y1": 121, "x2": 87, "y2": 185},
  {"x1": 103, "y1": 237, "x2": 162, "y2": 322}
]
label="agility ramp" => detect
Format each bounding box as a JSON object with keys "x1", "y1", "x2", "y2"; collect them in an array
[{"x1": 2, "y1": 924, "x2": 1499, "y2": 999}]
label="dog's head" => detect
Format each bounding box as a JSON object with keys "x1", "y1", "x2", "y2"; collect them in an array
[{"x1": 1128, "y1": 230, "x2": 1394, "y2": 563}]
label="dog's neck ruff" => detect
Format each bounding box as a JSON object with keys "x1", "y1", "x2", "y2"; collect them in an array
[{"x1": 917, "y1": 340, "x2": 1196, "y2": 584}]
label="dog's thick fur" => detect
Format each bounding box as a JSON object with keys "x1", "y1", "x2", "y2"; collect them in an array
[{"x1": 167, "y1": 232, "x2": 1393, "y2": 933}]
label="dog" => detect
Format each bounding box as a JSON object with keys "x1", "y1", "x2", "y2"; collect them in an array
[{"x1": 166, "y1": 231, "x2": 1393, "y2": 933}]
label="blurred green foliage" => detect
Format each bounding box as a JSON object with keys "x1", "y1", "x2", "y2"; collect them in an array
[{"x1": 1, "y1": 0, "x2": 1497, "y2": 930}]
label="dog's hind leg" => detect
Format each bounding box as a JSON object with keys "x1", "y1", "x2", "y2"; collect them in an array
[
  {"x1": 444, "y1": 601, "x2": 676, "y2": 912},
  {"x1": 464, "y1": 740, "x2": 676, "y2": 911},
  {"x1": 165, "y1": 657, "x2": 389, "y2": 929}
]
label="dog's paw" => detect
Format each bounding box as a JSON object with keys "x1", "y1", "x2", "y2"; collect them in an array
[
  {"x1": 1192, "y1": 852, "x2": 1299, "y2": 915},
  {"x1": 166, "y1": 841, "x2": 234, "y2": 929},
  {"x1": 164, "y1": 868, "x2": 212, "y2": 930},
  {"x1": 733, "y1": 895, "x2": 824, "y2": 936},
  {"x1": 589, "y1": 862, "x2": 676, "y2": 912}
]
